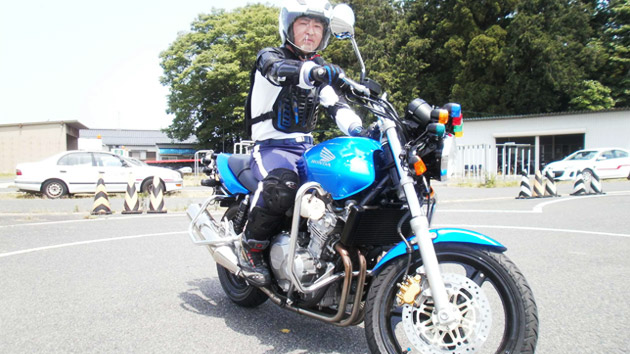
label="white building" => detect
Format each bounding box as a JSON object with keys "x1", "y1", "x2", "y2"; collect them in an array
[{"x1": 453, "y1": 108, "x2": 630, "y2": 178}]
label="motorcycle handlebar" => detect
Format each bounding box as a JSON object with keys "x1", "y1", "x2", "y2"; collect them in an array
[{"x1": 341, "y1": 76, "x2": 370, "y2": 97}]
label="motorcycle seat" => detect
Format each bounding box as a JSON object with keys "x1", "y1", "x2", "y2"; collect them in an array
[{"x1": 227, "y1": 154, "x2": 259, "y2": 193}]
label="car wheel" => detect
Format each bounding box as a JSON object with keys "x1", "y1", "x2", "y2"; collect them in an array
[
  {"x1": 42, "y1": 179, "x2": 67, "y2": 199},
  {"x1": 582, "y1": 169, "x2": 594, "y2": 184},
  {"x1": 141, "y1": 178, "x2": 164, "y2": 194}
]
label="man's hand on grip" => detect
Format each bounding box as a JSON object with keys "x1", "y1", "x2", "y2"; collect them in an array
[{"x1": 310, "y1": 64, "x2": 344, "y2": 87}]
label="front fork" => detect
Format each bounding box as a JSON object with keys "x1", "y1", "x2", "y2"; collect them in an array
[{"x1": 380, "y1": 118, "x2": 457, "y2": 325}]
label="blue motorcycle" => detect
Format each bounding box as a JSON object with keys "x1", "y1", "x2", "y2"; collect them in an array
[{"x1": 187, "y1": 4, "x2": 538, "y2": 353}]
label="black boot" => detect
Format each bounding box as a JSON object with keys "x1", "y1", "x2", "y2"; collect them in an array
[{"x1": 238, "y1": 239, "x2": 271, "y2": 287}]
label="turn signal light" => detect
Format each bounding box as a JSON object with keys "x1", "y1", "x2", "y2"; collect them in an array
[
  {"x1": 438, "y1": 109, "x2": 448, "y2": 124},
  {"x1": 414, "y1": 158, "x2": 427, "y2": 176},
  {"x1": 430, "y1": 108, "x2": 449, "y2": 124},
  {"x1": 16, "y1": 169, "x2": 22, "y2": 176}
]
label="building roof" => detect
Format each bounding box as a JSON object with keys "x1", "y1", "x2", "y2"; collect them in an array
[
  {"x1": 80, "y1": 129, "x2": 197, "y2": 146},
  {"x1": 0, "y1": 120, "x2": 89, "y2": 130},
  {"x1": 466, "y1": 107, "x2": 630, "y2": 121}
]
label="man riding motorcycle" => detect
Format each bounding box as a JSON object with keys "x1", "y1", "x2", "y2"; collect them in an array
[{"x1": 239, "y1": 0, "x2": 365, "y2": 286}]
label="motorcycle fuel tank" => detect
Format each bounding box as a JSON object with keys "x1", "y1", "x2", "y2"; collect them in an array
[{"x1": 302, "y1": 137, "x2": 381, "y2": 200}]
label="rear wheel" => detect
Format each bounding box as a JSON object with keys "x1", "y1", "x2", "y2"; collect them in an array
[
  {"x1": 216, "y1": 205, "x2": 268, "y2": 307},
  {"x1": 42, "y1": 179, "x2": 67, "y2": 199},
  {"x1": 365, "y1": 243, "x2": 538, "y2": 353}
]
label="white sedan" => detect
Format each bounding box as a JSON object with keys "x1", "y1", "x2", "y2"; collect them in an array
[
  {"x1": 15, "y1": 151, "x2": 183, "y2": 198},
  {"x1": 542, "y1": 147, "x2": 630, "y2": 183}
]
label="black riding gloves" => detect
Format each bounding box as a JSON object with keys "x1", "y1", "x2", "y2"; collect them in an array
[{"x1": 310, "y1": 64, "x2": 344, "y2": 87}]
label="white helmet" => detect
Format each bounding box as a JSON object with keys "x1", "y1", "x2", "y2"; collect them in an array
[{"x1": 279, "y1": 0, "x2": 333, "y2": 53}]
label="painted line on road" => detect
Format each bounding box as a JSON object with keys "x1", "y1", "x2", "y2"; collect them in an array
[
  {"x1": 434, "y1": 224, "x2": 630, "y2": 239},
  {"x1": 0, "y1": 231, "x2": 188, "y2": 259},
  {"x1": 0, "y1": 212, "x2": 187, "y2": 228},
  {"x1": 438, "y1": 190, "x2": 630, "y2": 214},
  {"x1": 3, "y1": 223, "x2": 627, "y2": 260}
]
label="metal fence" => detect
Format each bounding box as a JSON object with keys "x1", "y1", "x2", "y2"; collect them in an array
[{"x1": 453, "y1": 143, "x2": 534, "y2": 180}]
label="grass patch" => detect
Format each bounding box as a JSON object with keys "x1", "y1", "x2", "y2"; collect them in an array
[
  {"x1": 14, "y1": 192, "x2": 39, "y2": 199},
  {"x1": 184, "y1": 174, "x2": 205, "y2": 187},
  {"x1": 453, "y1": 175, "x2": 520, "y2": 188}
]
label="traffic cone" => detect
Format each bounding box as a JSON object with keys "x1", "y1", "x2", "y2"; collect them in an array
[
  {"x1": 122, "y1": 174, "x2": 142, "y2": 214},
  {"x1": 571, "y1": 170, "x2": 587, "y2": 196},
  {"x1": 516, "y1": 170, "x2": 533, "y2": 199},
  {"x1": 147, "y1": 175, "x2": 166, "y2": 213},
  {"x1": 589, "y1": 169, "x2": 604, "y2": 195},
  {"x1": 532, "y1": 170, "x2": 544, "y2": 198},
  {"x1": 91, "y1": 173, "x2": 112, "y2": 215},
  {"x1": 544, "y1": 169, "x2": 560, "y2": 197}
]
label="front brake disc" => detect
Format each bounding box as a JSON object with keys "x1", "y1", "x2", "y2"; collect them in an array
[{"x1": 401, "y1": 272, "x2": 492, "y2": 353}]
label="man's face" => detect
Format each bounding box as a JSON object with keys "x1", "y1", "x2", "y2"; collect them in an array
[{"x1": 292, "y1": 16, "x2": 324, "y2": 53}]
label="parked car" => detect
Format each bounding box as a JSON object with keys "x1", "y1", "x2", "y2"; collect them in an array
[
  {"x1": 15, "y1": 151, "x2": 183, "y2": 198},
  {"x1": 177, "y1": 166, "x2": 193, "y2": 175},
  {"x1": 542, "y1": 147, "x2": 630, "y2": 183}
]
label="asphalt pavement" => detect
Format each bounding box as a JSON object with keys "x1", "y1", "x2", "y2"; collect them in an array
[{"x1": 1, "y1": 179, "x2": 629, "y2": 353}]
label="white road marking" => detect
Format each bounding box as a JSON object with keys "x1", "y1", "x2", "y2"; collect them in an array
[
  {"x1": 434, "y1": 224, "x2": 630, "y2": 239},
  {"x1": 0, "y1": 212, "x2": 186, "y2": 228},
  {"x1": 438, "y1": 190, "x2": 630, "y2": 214},
  {"x1": 1, "y1": 191, "x2": 628, "y2": 258},
  {"x1": 0, "y1": 231, "x2": 187, "y2": 259}
]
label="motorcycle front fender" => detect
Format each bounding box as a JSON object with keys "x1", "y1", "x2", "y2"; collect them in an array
[{"x1": 372, "y1": 228, "x2": 507, "y2": 273}]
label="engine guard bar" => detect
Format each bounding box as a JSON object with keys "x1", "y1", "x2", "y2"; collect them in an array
[{"x1": 187, "y1": 195, "x2": 239, "y2": 247}]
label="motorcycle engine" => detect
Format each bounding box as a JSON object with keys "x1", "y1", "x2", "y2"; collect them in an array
[{"x1": 269, "y1": 209, "x2": 339, "y2": 292}]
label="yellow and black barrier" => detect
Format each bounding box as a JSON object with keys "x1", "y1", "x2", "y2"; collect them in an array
[
  {"x1": 91, "y1": 174, "x2": 112, "y2": 215},
  {"x1": 122, "y1": 174, "x2": 142, "y2": 214},
  {"x1": 147, "y1": 175, "x2": 167, "y2": 213}
]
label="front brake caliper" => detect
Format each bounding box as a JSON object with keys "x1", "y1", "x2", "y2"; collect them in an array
[{"x1": 396, "y1": 274, "x2": 423, "y2": 306}]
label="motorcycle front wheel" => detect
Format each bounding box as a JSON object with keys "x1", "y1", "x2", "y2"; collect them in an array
[{"x1": 365, "y1": 243, "x2": 538, "y2": 353}]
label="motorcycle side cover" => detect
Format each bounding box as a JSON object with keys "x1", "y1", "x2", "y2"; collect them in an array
[{"x1": 372, "y1": 228, "x2": 507, "y2": 272}]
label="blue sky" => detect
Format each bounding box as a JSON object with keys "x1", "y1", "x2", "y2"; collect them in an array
[{"x1": 0, "y1": 0, "x2": 284, "y2": 130}]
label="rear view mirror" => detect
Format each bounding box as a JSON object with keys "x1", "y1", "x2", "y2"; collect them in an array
[{"x1": 331, "y1": 4, "x2": 355, "y2": 39}]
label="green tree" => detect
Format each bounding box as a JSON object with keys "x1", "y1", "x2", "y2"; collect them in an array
[
  {"x1": 159, "y1": 5, "x2": 278, "y2": 151},
  {"x1": 502, "y1": 0, "x2": 605, "y2": 114},
  {"x1": 569, "y1": 80, "x2": 615, "y2": 110},
  {"x1": 597, "y1": 0, "x2": 630, "y2": 107}
]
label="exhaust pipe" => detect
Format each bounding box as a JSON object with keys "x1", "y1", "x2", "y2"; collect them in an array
[
  {"x1": 187, "y1": 202, "x2": 240, "y2": 275},
  {"x1": 213, "y1": 246, "x2": 240, "y2": 275}
]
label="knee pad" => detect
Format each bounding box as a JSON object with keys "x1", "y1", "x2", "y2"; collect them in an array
[
  {"x1": 261, "y1": 168, "x2": 299, "y2": 215},
  {"x1": 245, "y1": 206, "x2": 283, "y2": 241}
]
